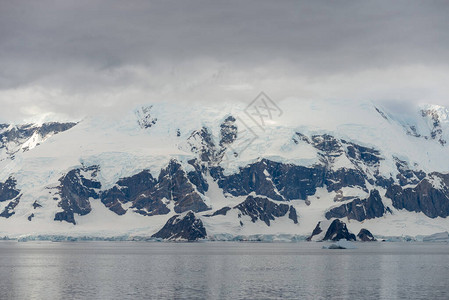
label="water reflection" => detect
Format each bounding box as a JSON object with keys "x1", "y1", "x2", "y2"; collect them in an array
[{"x1": 0, "y1": 241, "x2": 448, "y2": 299}]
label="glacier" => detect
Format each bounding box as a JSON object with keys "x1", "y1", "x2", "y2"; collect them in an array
[{"x1": 1, "y1": 98, "x2": 449, "y2": 241}]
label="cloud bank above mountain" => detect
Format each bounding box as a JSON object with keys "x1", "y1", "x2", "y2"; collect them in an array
[{"x1": 1, "y1": 0, "x2": 448, "y2": 122}]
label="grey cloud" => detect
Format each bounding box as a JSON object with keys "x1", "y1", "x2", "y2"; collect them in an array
[{"x1": 0, "y1": 0, "x2": 449, "y2": 121}]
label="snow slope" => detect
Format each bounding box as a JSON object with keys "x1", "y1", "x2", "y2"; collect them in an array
[{"x1": 1, "y1": 98, "x2": 449, "y2": 239}]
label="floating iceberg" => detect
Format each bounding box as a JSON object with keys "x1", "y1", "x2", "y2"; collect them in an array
[{"x1": 323, "y1": 240, "x2": 357, "y2": 249}]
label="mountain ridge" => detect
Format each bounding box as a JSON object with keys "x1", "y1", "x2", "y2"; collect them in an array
[{"x1": 1, "y1": 99, "x2": 449, "y2": 240}]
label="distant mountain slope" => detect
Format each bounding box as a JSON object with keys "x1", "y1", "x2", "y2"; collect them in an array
[
  {"x1": 0, "y1": 122, "x2": 77, "y2": 161},
  {"x1": 1, "y1": 99, "x2": 449, "y2": 240}
]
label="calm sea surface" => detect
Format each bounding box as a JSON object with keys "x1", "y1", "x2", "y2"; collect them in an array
[{"x1": 0, "y1": 241, "x2": 448, "y2": 300}]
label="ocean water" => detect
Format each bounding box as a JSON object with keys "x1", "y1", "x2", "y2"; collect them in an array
[{"x1": 0, "y1": 241, "x2": 448, "y2": 299}]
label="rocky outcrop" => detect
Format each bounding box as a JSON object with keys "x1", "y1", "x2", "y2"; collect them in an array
[
  {"x1": 205, "y1": 206, "x2": 231, "y2": 217},
  {"x1": 0, "y1": 177, "x2": 22, "y2": 218},
  {"x1": 294, "y1": 132, "x2": 388, "y2": 191},
  {"x1": 386, "y1": 173, "x2": 449, "y2": 218},
  {"x1": 357, "y1": 228, "x2": 376, "y2": 241},
  {"x1": 150, "y1": 160, "x2": 209, "y2": 213},
  {"x1": 37, "y1": 122, "x2": 77, "y2": 137},
  {"x1": 185, "y1": 118, "x2": 241, "y2": 166},
  {"x1": 211, "y1": 159, "x2": 325, "y2": 201},
  {"x1": 136, "y1": 105, "x2": 157, "y2": 129},
  {"x1": 310, "y1": 134, "x2": 344, "y2": 158},
  {"x1": 32, "y1": 200, "x2": 42, "y2": 209},
  {"x1": 323, "y1": 219, "x2": 356, "y2": 241},
  {"x1": 297, "y1": 133, "x2": 382, "y2": 168},
  {"x1": 54, "y1": 165, "x2": 101, "y2": 224},
  {"x1": 0, "y1": 177, "x2": 20, "y2": 202},
  {"x1": 325, "y1": 190, "x2": 386, "y2": 221},
  {"x1": 54, "y1": 211, "x2": 76, "y2": 224},
  {"x1": 306, "y1": 221, "x2": 325, "y2": 241},
  {"x1": 421, "y1": 108, "x2": 446, "y2": 146},
  {"x1": 288, "y1": 206, "x2": 298, "y2": 224},
  {"x1": 325, "y1": 168, "x2": 367, "y2": 192},
  {"x1": 187, "y1": 127, "x2": 218, "y2": 163},
  {"x1": 152, "y1": 211, "x2": 207, "y2": 241},
  {"x1": 186, "y1": 159, "x2": 209, "y2": 194},
  {"x1": 0, "y1": 122, "x2": 77, "y2": 159},
  {"x1": 394, "y1": 157, "x2": 426, "y2": 186},
  {"x1": 0, "y1": 195, "x2": 21, "y2": 218},
  {"x1": 101, "y1": 160, "x2": 209, "y2": 216},
  {"x1": 234, "y1": 196, "x2": 298, "y2": 226},
  {"x1": 219, "y1": 116, "x2": 238, "y2": 147},
  {"x1": 307, "y1": 219, "x2": 356, "y2": 241},
  {"x1": 343, "y1": 140, "x2": 382, "y2": 166},
  {"x1": 101, "y1": 170, "x2": 159, "y2": 215}
]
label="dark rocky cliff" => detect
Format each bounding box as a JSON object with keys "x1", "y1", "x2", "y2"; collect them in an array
[
  {"x1": 386, "y1": 173, "x2": 449, "y2": 218},
  {"x1": 101, "y1": 159, "x2": 209, "y2": 217},
  {"x1": 234, "y1": 196, "x2": 298, "y2": 226},
  {"x1": 54, "y1": 165, "x2": 101, "y2": 225},
  {"x1": 152, "y1": 211, "x2": 207, "y2": 241},
  {"x1": 325, "y1": 190, "x2": 387, "y2": 221}
]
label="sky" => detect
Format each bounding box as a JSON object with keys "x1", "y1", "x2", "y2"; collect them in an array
[{"x1": 0, "y1": 0, "x2": 449, "y2": 122}]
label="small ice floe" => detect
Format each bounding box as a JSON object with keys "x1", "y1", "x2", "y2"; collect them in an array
[{"x1": 322, "y1": 240, "x2": 357, "y2": 249}]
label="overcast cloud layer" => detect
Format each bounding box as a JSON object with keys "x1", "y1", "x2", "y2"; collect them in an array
[{"x1": 1, "y1": 0, "x2": 449, "y2": 122}]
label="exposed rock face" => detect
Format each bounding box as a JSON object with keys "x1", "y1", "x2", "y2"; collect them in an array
[
  {"x1": 205, "y1": 206, "x2": 231, "y2": 217},
  {"x1": 288, "y1": 206, "x2": 299, "y2": 224},
  {"x1": 101, "y1": 170, "x2": 159, "y2": 215},
  {"x1": 0, "y1": 195, "x2": 21, "y2": 218},
  {"x1": 101, "y1": 160, "x2": 209, "y2": 216},
  {"x1": 187, "y1": 127, "x2": 218, "y2": 163},
  {"x1": 343, "y1": 140, "x2": 382, "y2": 166},
  {"x1": 186, "y1": 159, "x2": 209, "y2": 194},
  {"x1": 234, "y1": 196, "x2": 298, "y2": 226},
  {"x1": 185, "y1": 116, "x2": 241, "y2": 167},
  {"x1": 394, "y1": 157, "x2": 426, "y2": 186},
  {"x1": 151, "y1": 160, "x2": 209, "y2": 213},
  {"x1": 0, "y1": 177, "x2": 20, "y2": 202},
  {"x1": 307, "y1": 219, "x2": 356, "y2": 241},
  {"x1": 152, "y1": 211, "x2": 207, "y2": 241},
  {"x1": 37, "y1": 122, "x2": 78, "y2": 137},
  {"x1": 100, "y1": 186, "x2": 129, "y2": 215},
  {"x1": 325, "y1": 168, "x2": 367, "y2": 192},
  {"x1": 311, "y1": 134, "x2": 342, "y2": 154},
  {"x1": 54, "y1": 211, "x2": 76, "y2": 224},
  {"x1": 357, "y1": 229, "x2": 376, "y2": 241},
  {"x1": 136, "y1": 105, "x2": 157, "y2": 129},
  {"x1": 386, "y1": 173, "x2": 449, "y2": 218},
  {"x1": 421, "y1": 108, "x2": 446, "y2": 146},
  {"x1": 219, "y1": 116, "x2": 238, "y2": 147},
  {"x1": 32, "y1": 200, "x2": 42, "y2": 209},
  {"x1": 293, "y1": 132, "x2": 385, "y2": 191},
  {"x1": 54, "y1": 165, "x2": 101, "y2": 225},
  {"x1": 399, "y1": 107, "x2": 449, "y2": 145},
  {"x1": 0, "y1": 122, "x2": 77, "y2": 159},
  {"x1": 323, "y1": 219, "x2": 356, "y2": 241},
  {"x1": 0, "y1": 177, "x2": 21, "y2": 218},
  {"x1": 306, "y1": 221, "x2": 324, "y2": 241},
  {"x1": 299, "y1": 133, "x2": 382, "y2": 168},
  {"x1": 211, "y1": 159, "x2": 325, "y2": 201},
  {"x1": 325, "y1": 190, "x2": 386, "y2": 221}
]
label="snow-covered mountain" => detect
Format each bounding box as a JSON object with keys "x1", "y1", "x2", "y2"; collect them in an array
[
  {"x1": 0, "y1": 122, "x2": 77, "y2": 161},
  {"x1": 2, "y1": 98, "x2": 449, "y2": 241}
]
